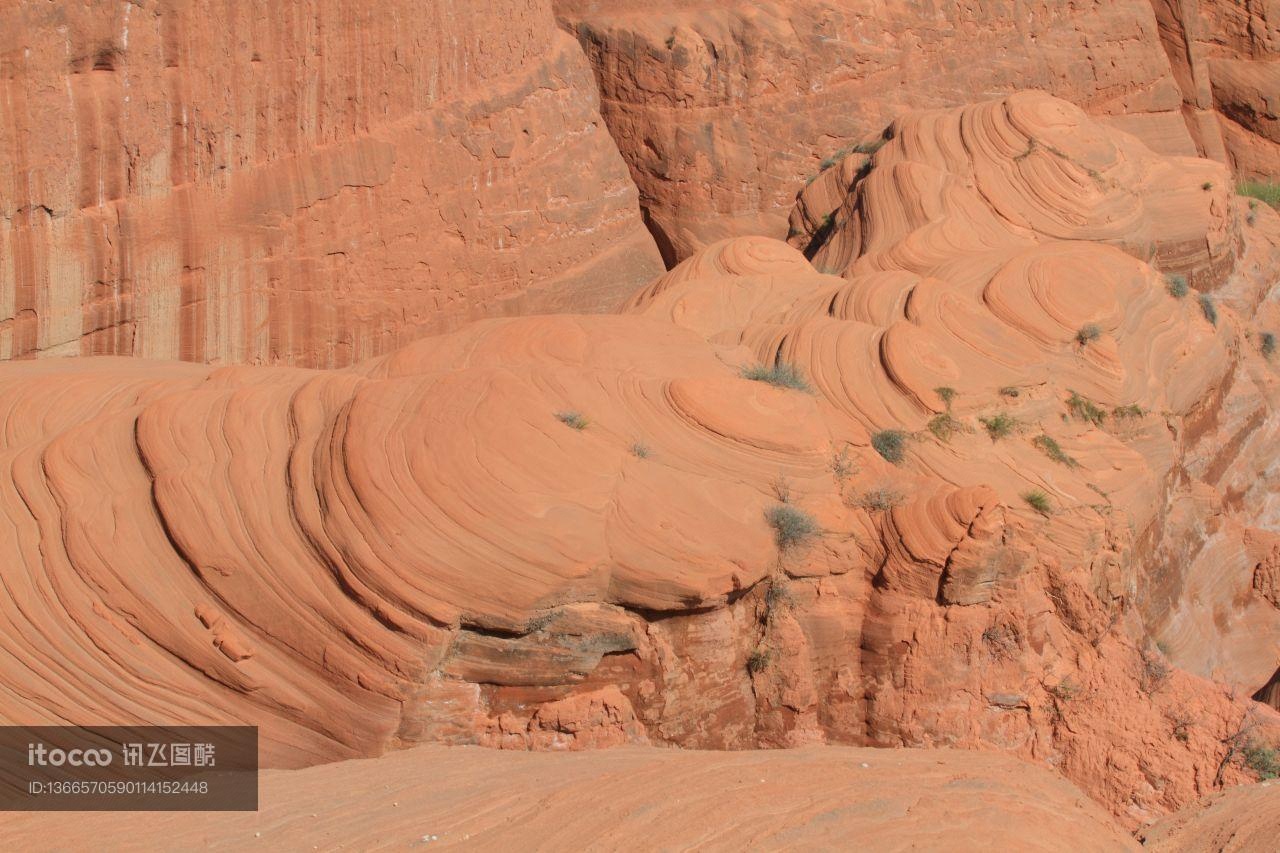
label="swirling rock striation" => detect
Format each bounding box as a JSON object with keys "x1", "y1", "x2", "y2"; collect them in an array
[
  {"x1": 0, "y1": 93, "x2": 1278, "y2": 831},
  {"x1": 557, "y1": 0, "x2": 1280, "y2": 262}
]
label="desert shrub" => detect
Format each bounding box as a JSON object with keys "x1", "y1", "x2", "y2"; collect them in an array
[
  {"x1": 765, "y1": 504, "x2": 818, "y2": 551},
  {"x1": 1171, "y1": 713, "x2": 1192, "y2": 743},
  {"x1": 934, "y1": 386, "x2": 957, "y2": 410},
  {"x1": 765, "y1": 582, "x2": 793, "y2": 612},
  {"x1": 1261, "y1": 332, "x2": 1276, "y2": 359},
  {"x1": 871, "y1": 429, "x2": 908, "y2": 464},
  {"x1": 1047, "y1": 678, "x2": 1077, "y2": 701},
  {"x1": 1198, "y1": 293, "x2": 1218, "y2": 326},
  {"x1": 1165, "y1": 273, "x2": 1189, "y2": 298},
  {"x1": 555, "y1": 411, "x2": 589, "y2": 430},
  {"x1": 747, "y1": 648, "x2": 773, "y2": 674},
  {"x1": 818, "y1": 138, "x2": 887, "y2": 175},
  {"x1": 829, "y1": 448, "x2": 855, "y2": 482},
  {"x1": 742, "y1": 362, "x2": 812, "y2": 392},
  {"x1": 854, "y1": 137, "x2": 887, "y2": 156},
  {"x1": 630, "y1": 441, "x2": 651, "y2": 458},
  {"x1": 664, "y1": 35, "x2": 676, "y2": 49},
  {"x1": 1032, "y1": 434, "x2": 1078, "y2": 467},
  {"x1": 770, "y1": 476, "x2": 792, "y2": 503},
  {"x1": 859, "y1": 487, "x2": 905, "y2": 512},
  {"x1": 1075, "y1": 323, "x2": 1102, "y2": 346},
  {"x1": 1243, "y1": 743, "x2": 1280, "y2": 780},
  {"x1": 1112, "y1": 404, "x2": 1145, "y2": 419},
  {"x1": 927, "y1": 413, "x2": 963, "y2": 443},
  {"x1": 1201, "y1": 181, "x2": 1214, "y2": 191},
  {"x1": 999, "y1": 386, "x2": 1020, "y2": 398},
  {"x1": 1238, "y1": 180, "x2": 1280, "y2": 208},
  {"x1": 1140, "y1": 650, "x2": 1171, "y2": 693},
  {"x1": 1067, "y1": 391, "x2": 1106, "y2": 426},
  {"x1": 818, "y1": 153, "x2": 842, "y2": 172},
  {"x1": 1022, "y1": 490, "x2": 1052, "y2": 516},
  {"x1": 979, "y1": 413, "x2": 1018, "y2": 440}
]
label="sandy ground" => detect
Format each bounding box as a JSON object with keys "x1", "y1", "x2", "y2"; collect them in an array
[{"x1": 0, "y1": 745, "x2": 1138, "y2": 851}]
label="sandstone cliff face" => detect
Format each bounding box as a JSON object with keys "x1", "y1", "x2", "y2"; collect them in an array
[
  {"x1": 556, "y1": 0, "x2": 1279, "y2": 263},
  {"x1": 1, "y1": 93, "x2": 1277, "y2": 830},
  {"x1": 0, "y1": 0, "x2": 663, "y2": 366},
  {"x1": 1196, "y1": 0, "x2": 1280, "y2": 179}
]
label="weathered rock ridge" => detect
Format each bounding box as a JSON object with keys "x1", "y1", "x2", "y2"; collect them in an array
[
  {"x1": 557, "y1": 0, "x2": 1280, "y2": 262},
  {"x1": 1, "y1": 93, "x2": 1278, "y2": 831},
  {"x1": 0, "y1": 0, "x2": 663, "y2": 366}
]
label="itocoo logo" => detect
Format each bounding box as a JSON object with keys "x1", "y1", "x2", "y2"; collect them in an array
[{"x1": 27, "y1": 743, "x2": 113, "y2": 767}]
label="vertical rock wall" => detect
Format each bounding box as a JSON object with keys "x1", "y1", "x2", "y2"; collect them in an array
[{"x1": 0, "y1": 0, "x2": 663, "y2": 366}]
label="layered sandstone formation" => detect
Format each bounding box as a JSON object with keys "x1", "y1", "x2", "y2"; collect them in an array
[
  {"x1": 0, "y1": 745, "x2": 1140, "y2": 851},
  {"x1": 1196, "y1": 0, "x2": 1280, "y2": 179},
  {"x1": 795, "y1": 92, "x2": 1280, "y2": 715},
  {"x1": 0, "y1": 0, "x2": 663, "y2": 366},
  {"x1": 556, "y1": 0, "x2": 1279, "y2": 262},
  {"x1": 1, "y1": 93, "x2": 1278, "y2": 832}
]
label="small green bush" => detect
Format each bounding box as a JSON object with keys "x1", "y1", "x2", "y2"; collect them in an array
[
  {"x1": 556, "y1": 411, "x2": 589, "y2": 430},
  {"x1": 1243, "y1": 743, "x2": 1280, "y2": 780},
  {"x1": 1165, "y1": 274, "x2": 1189, "y2": 299},
  {"x1": 979, "y1": 413, "x2": 1018, "y2": 441},
  {"x1": 1261, "y1": 332, "x2": 1276, "y2": 359},
  {"x1": 859, "y1": 487, "x2": 905, "y2": 512},
  {"x1": 742, "y1": 362, "x2": 812, "y2": 392},
  {"x1": 1048, "y1": 677, "x2": 1077, "y2": 700},
  {"x1": 765, "y1": 583, "x2": 793, "y2": 612},
  {"x1": 1238, "y1": 180, "x2": 1280, "y2": 208},
  {"x1": 1023, "y1": 490, "x2": 1052, "y2": 516},
  {"x1": 1067, "y1": 391, "x2": 1107, "y2": 426},
  {"x1": 927, "y1": 413, "x2": 963, "y2": 443},
  {"x1": 999, "y1": 386, "x2": 1020, "y2": 398},
  {"x1": 934, "y1": 386, "x2": 957, "y2": 410},
  {"x1": 871, "y1": 429, "x2": 908, "y2": 464},
  {"x1": 664, "y1": 35, "x2": 676, "y2": 49},
  {"x1": 1076, "y1": 323, "x2": 1102, "y2": 346},
  {"x1": 1112, "y1": 404, "x2": 1145, "y2": 420},
  {"x1": 1198, "y1": 293, "x2": 1218, "y2": 326},
  {"x1": 1033, "y1": 434, "x2": 1078, "y2": 467},
  {"x1": 631, "y1": 442, "x2": 651, "y2": 458},
  {"x1": 747, "y1": 648, "x2": 773, "y2": 674},
  {"x1": 765, "y1": 504, "x2": 818, "y2": 551},
  {"x1": 854, "y1": 137, "x2": 887, "y2": 156},
  {"x1": 1201, "y1": 181, "x2": 1214, "y2": 191}
]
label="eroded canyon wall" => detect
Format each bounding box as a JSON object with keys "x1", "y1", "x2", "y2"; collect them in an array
[
  {"x1": 0, "y1": 0, "x2": 664, "y2": 366},
  {"x1": 1196, "y1": 0, "x2": 1280, "y2": 179},
  {"x1": 556, "y1": 0, "x2": 1279, "y2": 262}
]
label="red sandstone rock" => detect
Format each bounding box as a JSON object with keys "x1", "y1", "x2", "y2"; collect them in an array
[
  {"x1": 0, "y1": 94, "x2": 1277, "y2": 833},
  {"x1": 1198, "y1": 0, "x2": 1280, "y2": 179},
  {"x1": 1142, "y1": 779, "x2": 1280, "y2": 851},
  {"x1": 557, "y1": 0, "x2": 1279, "y2": 261},
  {"x1": 0, "y1": 745, "x2": 1142, "y2": 851},
  {"x1": 0, "y1": 0, "x2": 663, "y2": 366}
]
